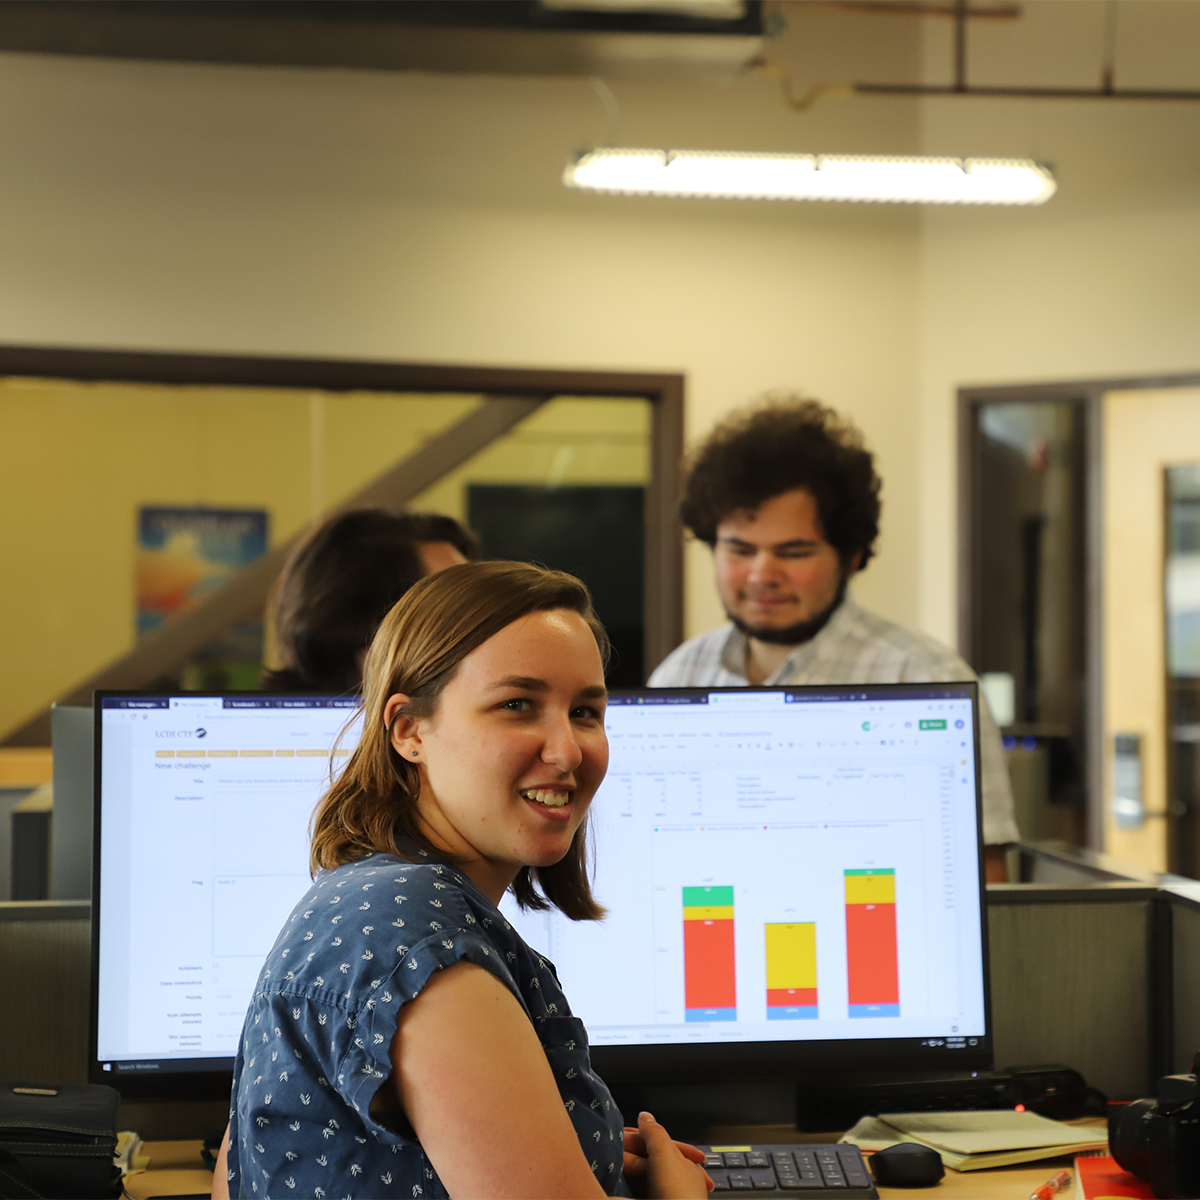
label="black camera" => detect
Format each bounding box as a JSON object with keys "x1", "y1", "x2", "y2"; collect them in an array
[{"x1": 1110, "y1": 1066, "x2": 1200, "y2": 1199}]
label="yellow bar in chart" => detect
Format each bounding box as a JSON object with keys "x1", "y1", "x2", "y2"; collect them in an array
[
  {"x1": 682, "y1": 905, "x2": 735, "y2": 922},
  {"x1": 765, "y1": 922, "x2": 818, "y2": 1019},
  {"x1": 844, "y1": 871, "x2": 895, "y2": 905}
]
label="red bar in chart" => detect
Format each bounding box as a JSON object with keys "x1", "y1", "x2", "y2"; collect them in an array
[{"x1": 844, "y1": 869, "x2": 899, "y2": 1018}]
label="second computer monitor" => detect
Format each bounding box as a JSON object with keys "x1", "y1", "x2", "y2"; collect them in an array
[{"x1": 502, "y1": 683, "x2": 991, "y2": 1079}]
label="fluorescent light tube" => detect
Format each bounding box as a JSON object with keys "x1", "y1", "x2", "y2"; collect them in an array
[{"x1": 563, "y1": 149, "x2": 1057, "y2": 205}]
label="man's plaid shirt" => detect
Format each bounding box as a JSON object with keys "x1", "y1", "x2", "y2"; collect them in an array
[{"x1": 647, "y1": 596, "x2": 1019, "y2": 845}]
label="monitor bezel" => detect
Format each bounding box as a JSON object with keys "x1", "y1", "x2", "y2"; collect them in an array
[{"x1": 89, "y1": 682, "x2": 993, "y2": 1099}]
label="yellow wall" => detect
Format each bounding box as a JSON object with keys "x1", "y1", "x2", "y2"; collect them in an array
[
  {"x1": 0, "y1": 381, "x2": 483, "y2": 734},
  {"x1": 0, "y1": 382, "x2": 649, "y2": 737},
  {"x1": 412, "y1": 397, "x2": 651, "y2": 520}
]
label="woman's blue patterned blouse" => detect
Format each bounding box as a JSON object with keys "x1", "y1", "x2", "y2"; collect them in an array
[{"x1": 227, "y1": 851, "x2": 629, "y2": 1199}]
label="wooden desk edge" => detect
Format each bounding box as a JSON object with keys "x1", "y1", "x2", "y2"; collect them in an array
[
  {"x1": 126, "y1": 1141, "x2": 212, "y2": 1200},
  {"x1": 130, "y1": 1133, "x2": 1097, "y2": 1199}
]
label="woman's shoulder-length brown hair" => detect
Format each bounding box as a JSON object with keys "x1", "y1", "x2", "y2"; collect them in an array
[{"x1": 309, "y1": 560, "x2": 612, "y2": 922}]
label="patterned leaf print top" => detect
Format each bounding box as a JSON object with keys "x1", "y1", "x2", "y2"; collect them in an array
[{"x1": 227, "y1": 851, "x2": 629, "y2": 1199}]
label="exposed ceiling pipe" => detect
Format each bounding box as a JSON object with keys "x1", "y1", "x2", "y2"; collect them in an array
[{"x1": 758, "y1": 0, "x2": 1200, "y2": 107}]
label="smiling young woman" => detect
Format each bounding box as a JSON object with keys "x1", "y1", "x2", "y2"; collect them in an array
[{"x1": 213, "y1": 561, "x2": 711, "y2": 1200}]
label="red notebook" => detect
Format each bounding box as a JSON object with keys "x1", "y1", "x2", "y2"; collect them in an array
[{"x1": 1075, "y1": 1155, "x2": 1155, "y2": 1199}]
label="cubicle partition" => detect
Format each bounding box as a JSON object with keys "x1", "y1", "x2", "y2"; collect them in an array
[
  {"x1": 0, "y1": 901, "x2": 90, "y2": 1083},
  {"x1": 987, "y1": 884, "x2": 1164, "y2": 1101},
  {"x1": 4, "y1": 885, "x2": 1198, "y2": 1138},
  {"x1": 1170, "y1": 888, "x2": 1200, "y2": 1076},
  {"x1": 990, "y1": 881, "x2": 1200, "y2": 1097},
  {"x1": 49, "y1": 704, "x2": 93, "y2": 901},
  {"x1": 0, "y1": 900, "x2": 229, "y2": 1139}
]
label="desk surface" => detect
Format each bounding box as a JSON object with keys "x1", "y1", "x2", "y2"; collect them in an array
[
  {"x1": 126, "y1": 1141, "x2": 212, "y2": 1200},
  {"x1": 126, "y1": 1134, "x2": 1092, "y2": 1200}
]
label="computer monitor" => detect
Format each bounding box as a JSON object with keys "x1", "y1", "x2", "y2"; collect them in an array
[
  {"x1": 502, "y1": 683, "x2": 992, "y2": 1083},
  {"x1": 90, "y1": 692, "x2": 362, "y2": 1098},
  {"x1": 90, "y1": 683, "x2": 990, "y2": 1101}
]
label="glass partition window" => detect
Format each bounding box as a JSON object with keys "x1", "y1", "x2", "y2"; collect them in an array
[
  {"x1": 412, "y1": 397, "x2": 652, "y2": 687},
  {"x1": 0, "y1": 377, "x2": 652, "y2": 738}
]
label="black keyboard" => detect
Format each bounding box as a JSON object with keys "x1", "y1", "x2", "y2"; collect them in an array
[{"x1": 697, "y1": 1143, "x2": 878, "y2": 1198}]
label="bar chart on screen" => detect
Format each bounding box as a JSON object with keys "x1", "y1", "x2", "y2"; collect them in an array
[
  {"x1": 499, "y1": 687, "x2": 988, "y2": 1048},
  {"x1": 642, "y1": 821, "x2": 924, "y2": 1031}
]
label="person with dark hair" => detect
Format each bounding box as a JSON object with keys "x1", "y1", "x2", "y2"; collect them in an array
[
  {"x1": 263, "y1": 508, "x2": 479, "y2": 693},
  {"x1": 649, "y1": 396, "x2": 1018, "y2": 867},
  {"x1": 214, "y1": 561, "x2": 711, "y2": 1200}
]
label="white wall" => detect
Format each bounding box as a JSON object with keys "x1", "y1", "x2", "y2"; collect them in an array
[
  {"x1": 916, "y1": 0, "x2": 1200, "y2": 640},
  {"x1": 0, "y1": 11, "x2": 926, "y2": 653}
]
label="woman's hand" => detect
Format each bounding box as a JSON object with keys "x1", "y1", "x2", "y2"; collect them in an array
[{"x1": 622, "y1": 1112, "x2": 712, "y2": 1199}]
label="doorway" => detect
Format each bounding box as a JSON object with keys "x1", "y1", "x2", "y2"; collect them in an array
[{"x1": 960, "y1": 374, "x2": 1200, "y2": 876}]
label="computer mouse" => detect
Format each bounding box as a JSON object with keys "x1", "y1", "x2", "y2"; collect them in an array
[{"x1": 869, "y1": 1142, "x2": 946, "y2": 1187}]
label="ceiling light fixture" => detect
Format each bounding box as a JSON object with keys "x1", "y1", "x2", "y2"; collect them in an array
[{"x1": 563, "y1": 148, "x2": 1057, "y2": 205}]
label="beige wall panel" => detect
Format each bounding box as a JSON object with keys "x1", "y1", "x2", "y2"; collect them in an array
[
  {"x1": 319, "y1": 392, "x2": 481, "y2": 517},
  {"x1": 0, "y1": 380, "x2": 303, "y2": 734},
  {"x1": 1102, "y1": 388, "x2": 1200, "y2": 869}
]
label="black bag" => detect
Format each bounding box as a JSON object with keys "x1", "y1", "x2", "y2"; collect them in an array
[{"x1": 0, "y1": 1084, "x2": 122, "y2": 1200}]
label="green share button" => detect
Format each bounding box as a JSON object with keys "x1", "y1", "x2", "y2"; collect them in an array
[{"x1": 919, "y1": 719, "x2": 947, "y2": 730}]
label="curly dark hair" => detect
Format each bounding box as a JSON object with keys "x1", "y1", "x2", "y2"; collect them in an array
[{"x1": 680, "y1": 396, "x2": 881, "y2": 567}]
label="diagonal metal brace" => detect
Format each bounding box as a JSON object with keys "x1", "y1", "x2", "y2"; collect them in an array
[{"x1": 1, "y1": 395, "x2": 546, "y2": 746}]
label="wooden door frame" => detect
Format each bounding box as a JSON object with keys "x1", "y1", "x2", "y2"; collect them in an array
[
  {"x1": 0, "y1": 344, "x2": 684, "y2": 742},
  {"x1": 958, "y1": 371, "x2": 1200, "y2": 852}
]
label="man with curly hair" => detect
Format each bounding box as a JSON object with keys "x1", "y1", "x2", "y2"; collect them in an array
[{"x1": 648, "y1": 396, "x2": 1018, "y2": 873}]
